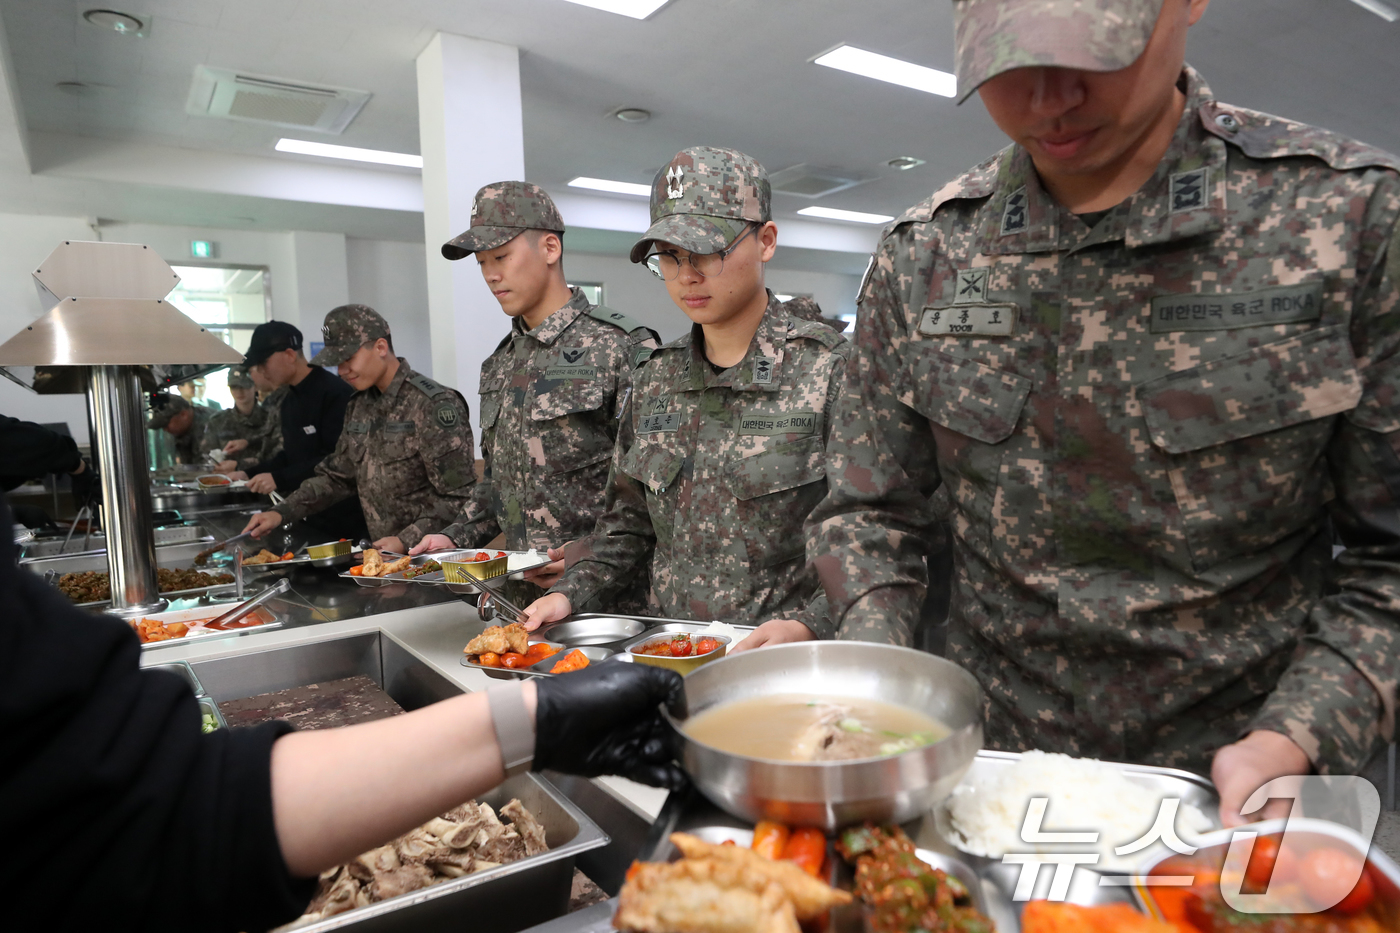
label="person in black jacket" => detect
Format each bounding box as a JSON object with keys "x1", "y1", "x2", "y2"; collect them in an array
[
  {"x1": 219, "y1": 321, "x2": 368, "y2": 541},
  {"x1": 0, "y1": 490, "x2": 686, "y2": 932},
  {"x1": 0, "y1": 414, "x2": 96, "y2": 527}
]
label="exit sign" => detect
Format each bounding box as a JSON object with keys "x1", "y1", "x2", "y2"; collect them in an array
[{"x1": 191, "y1": 240, "x2": 216, "y2": 258}]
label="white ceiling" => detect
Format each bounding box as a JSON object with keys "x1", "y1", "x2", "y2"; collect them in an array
[{"x1": 0, "y1": 0, "x2": 1397, "y2": 240}]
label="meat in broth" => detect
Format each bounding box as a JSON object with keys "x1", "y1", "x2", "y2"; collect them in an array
[{"x1": 684, "y1": 693, "x2": 949, "y2": 762}]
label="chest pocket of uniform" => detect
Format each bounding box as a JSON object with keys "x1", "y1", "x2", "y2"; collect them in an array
[
  {"x1": 726, "y1": 435, "x2": 828, "y2": 569},
  {"x1": 345, "y1": 421, "x2": 371, "y2": 462},
  {"x1": 901, "y1": 348, "x2": 1031, "y2": 532},
  {"x1": 532, "y1": 381, "x2": 612, "y2": 474},
  {"x1": 620, "y1": 440, "x2": 684, "y2": 550},
  {"x1": 379, "y1": 421, "x2": 419, "y2": 462},
  {"x1": 1138, "y1": 326, "x2": 1361, "y2": 568}
]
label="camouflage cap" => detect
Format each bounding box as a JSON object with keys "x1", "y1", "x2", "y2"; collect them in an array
[
  {"x1": 226, "y1": 366, "x2": 255, "y2": 389},
  {"x1": 953, "y1": 0, "x2": 1164, "y2": 104},
  {"x1": 146, "y1": 393, "x2": 191, "y2": 430},
  {"x1": 629, "y1": 147, "x2": 772, "y2": 263},
  {"x1": 441, "y1": 181, "x2": 565, "y2": 260},
  {"x1": 311, "y1": 304, "x2": 391, "y2": 367}
]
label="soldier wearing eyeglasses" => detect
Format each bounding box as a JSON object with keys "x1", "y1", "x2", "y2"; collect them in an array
[{"x1": 520, "y1": 147, "x2": 850, "y2": 647}]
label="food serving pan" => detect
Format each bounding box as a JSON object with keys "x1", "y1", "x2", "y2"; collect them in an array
[
  {"x1": 183, "y1": 630, "x2": 609, "y2": 933},
  {"x1": 23, "y1": 539, "x2": 238, "y2": 608},
  {"x1": 133, "y1": 604, "x2": 282, "y2": 651},
  {"x1": 197, "y1": 696, "x2": 228, "y2": 732},
  {"x1": 670, "y1": 642, "x2": 984, "y2": 831},
  {"x1": 146, "y1": 659, "x2": 206, "y2": 697}
]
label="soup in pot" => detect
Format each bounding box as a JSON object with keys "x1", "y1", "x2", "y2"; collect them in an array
[{"x1": 683, "y1": 693, "x2": 949, "y2": 762}]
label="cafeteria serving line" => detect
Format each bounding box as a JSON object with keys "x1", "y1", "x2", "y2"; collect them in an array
[{"x1": 4, "y1": 0, "x2": 1400, "y2": 932}]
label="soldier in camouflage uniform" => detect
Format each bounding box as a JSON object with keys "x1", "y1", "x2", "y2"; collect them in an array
[
  {"x1": 410, "y1": 181, "x2": 659, "y2": 612},
  {"x1": 216, "y1": 369, "x2": 285, "y2": 473},
  {"x1": 147, "y1": 394, "x2": 213, "y2": 465},
  {"x1": 807, "y1": 0, "x2": 1400, "y2": 822},
  {"x1": 205, "y1": 367, "x2": 267, "y2": 452},
  {"x1": 520, "y1": 148, "x2": 850, "y2": 639},
  {"x1": 243, "y1": 305, "x2": 476, "y2": 552}
]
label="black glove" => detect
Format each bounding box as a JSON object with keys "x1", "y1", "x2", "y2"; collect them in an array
[
  {"x1": 68, "y1": 460, "x2": 98, "y2": 505},
  {"x1": 533, "y1": 660, "x2": 688, "y2": 789}
]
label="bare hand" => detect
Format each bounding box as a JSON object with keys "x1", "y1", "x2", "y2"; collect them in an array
[
  {"x1": 243, "y1": 510, "x2": 285, "y2": 539},
  {"x1": 522, "y1": 545, "x2": 569, "y2": 588},
  {"x1": 730, "y1": 618, "x2": 817, "y2": 654},
  {"x1": 519, "y1": 593, "x2": 572, "y2": 631},
  {"x1": 374, "y1": 535, "x2": 406, "y2": 556},
  {"x1": 223, "y1": 439, "x2": 249, "y2": 455},
  {"x1": 1212, "y1": 730, "x2": 1313, "y2": 827},
  {"x1": 410, "y1": 534, "x2": 455, "y2": 556},
  {"x1": 247, "y1": 473, "x2": 277, "y2": 494}
]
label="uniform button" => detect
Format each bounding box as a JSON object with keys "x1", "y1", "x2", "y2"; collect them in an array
[{"x1": 1215, "y1": 113, "x2": 1240, "y2": 131}]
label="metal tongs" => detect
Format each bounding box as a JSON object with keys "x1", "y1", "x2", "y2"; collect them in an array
[
  {"x1": 467, "y1": 571, "x2": 528, "y2": 624},
  {"x1": 204, "y1": 577, "x2": 291, "y2": 629},
  {"x1": 194, "y1": 531, "x2": 251, "y2": 565}
]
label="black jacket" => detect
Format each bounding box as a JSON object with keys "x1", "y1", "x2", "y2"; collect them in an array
[
  {"x1": 0, "y1": 415, "x2": 81, "y2": 491},
  {"x1": 0, "y1": 494, "x2": 314, "y2": 930}
]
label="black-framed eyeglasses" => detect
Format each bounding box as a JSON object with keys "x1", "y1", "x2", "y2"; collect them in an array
[{"x1": 644, "y1": 223, "x2": 758, "y2": 281}]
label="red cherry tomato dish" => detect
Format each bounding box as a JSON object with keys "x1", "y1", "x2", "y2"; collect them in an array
[{"x1": 1299, "y1": 847, "x2": 1374, "y2": 914}]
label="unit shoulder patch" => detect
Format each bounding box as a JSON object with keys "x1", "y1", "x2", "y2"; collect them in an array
[{"x1": 433, "y1": 400, "x2": 462, "y2": 429}]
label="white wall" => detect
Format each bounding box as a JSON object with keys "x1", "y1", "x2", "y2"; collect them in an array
[{"x1": 346, "y1": 237, "x2": 436, "y2": 380}]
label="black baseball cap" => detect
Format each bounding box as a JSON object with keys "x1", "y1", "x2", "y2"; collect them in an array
[{"x1": 243, "y1": 321, "x2": 303, "y2": 367}]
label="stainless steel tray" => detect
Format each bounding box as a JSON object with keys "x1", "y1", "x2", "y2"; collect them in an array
[
  {"x1": 406, "y1": 549, "x2": 556, "y2": 592},
  {"x1": 23, "y1": 539, "x2": 240, "y2": 608},
  {"x1": 182, "y1": 629, "x2": 609, "y2": 933},
  {"x1": 461, "y1": 639, "x2": 566, "y2": 680},
  {"x1": 146, "y1": 659, "x2": 206, "y2": 697},
  {"x1": 135, "y1": 605, "x2": 284, "y2": 651},
  {"x1": 339, "y1": 554, "x2": 443, "y2": 587}
]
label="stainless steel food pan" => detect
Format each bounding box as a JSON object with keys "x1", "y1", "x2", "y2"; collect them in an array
[
  {"x1": 536, "y1": 616, "x2": 646, "y2": 647},
  {"x1": 146, "y1": 659, "x2": 205, "y2": 697},
  {"x1": 179, "y1": 630, "x2": 610, "y2": 933}
]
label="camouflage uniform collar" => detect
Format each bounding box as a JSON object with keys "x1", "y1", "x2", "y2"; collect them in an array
[
  {"x1": 684, "y1": 290, "x2": 787, "y2": 393},
  {"x1": 512, "y1": 287, "x2": 591, "y2": 346},
  {"x1": 982, "y1": 64, "x2": 1226, "y2": 256},
  {"x1": 372, "y1": 357, "x2": 413, "y2": 399}
]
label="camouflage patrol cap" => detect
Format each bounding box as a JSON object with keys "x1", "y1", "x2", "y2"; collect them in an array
[
  {"x1": 441, "y1": 181, "x2": 565, "y2": 260},
  {"x1": 953, "y1": 0, "x2": 1165, "y2": 104},
  {"x1": 629, "y1": 147, "x2": 772, "y2": 263},
  {"x1": 226, "y1": 366, "x2": 255, "y2": 389},
  {"x1": 146, "y1": 393, "x2": 191, "y2": 430},
  {"x1": 311, "y1": 304, "x2": 391, "y2": 367}
]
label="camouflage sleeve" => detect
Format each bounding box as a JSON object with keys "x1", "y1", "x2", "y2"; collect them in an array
[
  {"x1": 551, "y1": 390, "x2": 655, "y2": 611},
  {"x1": 805, "y1": 233, "x2": 943, "y2": 647},
  {"x1": 274, "y1": 432, "x2": 358, "y2": 524},
  {"x1": 398, "y1": 393, "x2": 477, "y2": 549},
  {"x1": 1250, "y1": 194, "x2": 1400, "y2": 774}
]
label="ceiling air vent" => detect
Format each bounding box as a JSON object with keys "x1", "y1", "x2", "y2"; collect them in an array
[
  {"x1": 768, "y1": 163, "x2": 870, "y2": 199},
  {"x1": 186, "y1": 65, "x2": 370, "y2": 134}
]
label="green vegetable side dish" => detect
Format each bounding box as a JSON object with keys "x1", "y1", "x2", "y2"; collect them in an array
[
  {"x1": 201, "y1": 712, "x2": 219, "y2": 733},
  {"x1": 402, "y1": 560, "x2": 441, "y2": 579}
]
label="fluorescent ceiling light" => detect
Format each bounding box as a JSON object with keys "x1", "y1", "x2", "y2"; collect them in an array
[
  {"x1": 559, "y1": 0, "x2": 671, "y2": 19},
  {"x1": 797, "y1": 206, "x2": 895, "y2": 225},
  {"x1": 1347, "y1": 0, "x2": 1398, "y2": 20},
  {"x1": 813, "y1": 45, "x2": 957, "y2": 98},
  {"x1": 568, "y1": 176, "x2": 652, "y2": 197},
  {"x1": 275, "y1": 138, "x2": 422, "y2": 168}
]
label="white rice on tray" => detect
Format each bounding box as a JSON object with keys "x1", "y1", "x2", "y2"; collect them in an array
[{"x1": 942, "y1": 750, "x2": 1214, "y2": 871}]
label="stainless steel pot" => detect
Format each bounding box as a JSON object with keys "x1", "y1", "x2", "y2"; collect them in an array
[{"x1": 668, "y1": 642, "x2": 984, "y2": 830}]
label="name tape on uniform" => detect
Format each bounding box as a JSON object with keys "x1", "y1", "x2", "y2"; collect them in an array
[
  {"x1": 639, "y1": 412, "x2": 682, "y2": 434},
  {"x1": 1150, "y1": 282, "x2": 1324, "y2": 333},
  {"x1": 737, "y1": 410, "x2": 818, "y2": 436},
  {"x1": 545, "y1": 365, "x2": 599, "y2": 381},
  {"x1": 919, "y1": 304, "x2": 1017, "y2": 337}
]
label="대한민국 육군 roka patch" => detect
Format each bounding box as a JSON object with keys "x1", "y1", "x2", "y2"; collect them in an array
[{"x1": 1149, "y1": 282, "x2": 1324, "y2": 333}]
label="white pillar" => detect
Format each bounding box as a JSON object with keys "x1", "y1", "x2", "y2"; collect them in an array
[
  {"x1": 285, "y1": 231, "x2": 349, "y2": 335},
  {"x1": 417, "y1": 33, "x2": 525, "y2": 438}
]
